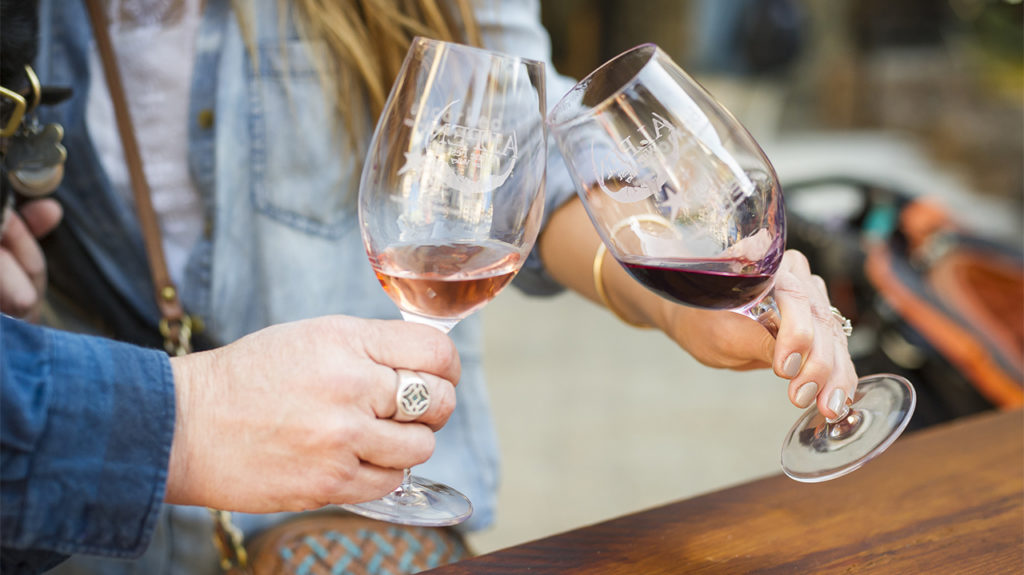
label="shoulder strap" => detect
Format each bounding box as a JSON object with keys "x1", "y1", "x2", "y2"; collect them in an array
[{"x1": 84, "y1": 0, "x2": 192, "y2": 355}]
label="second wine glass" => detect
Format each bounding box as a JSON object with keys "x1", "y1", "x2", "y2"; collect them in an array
[
  {"x1": 349, "y1": 37, "x2": 547, "y2": 526},
  {"x1": 548, "y1": 44, "x2": 915, "y2": 483}
]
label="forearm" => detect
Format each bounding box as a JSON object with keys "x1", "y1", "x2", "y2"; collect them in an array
[
  {"x1": 537, "y1": 197, "x2": 774, "y2": 371},
  {"x1": 537, "y1": 197, "x2": 675, "y2": 330}
]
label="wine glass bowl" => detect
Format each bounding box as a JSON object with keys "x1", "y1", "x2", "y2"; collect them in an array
[
  {"x1": 548, "y1": 43, "x2": 915, "y2": 483},
  {"x1": 549, "y1": 45, "x2": 786, "y2": 323},
  {"x1": 360, "y1": 39, "x2": 547, "y2": 334},
  {"x1": 351, "y1": 37, "x2": 547, "y2": 525}
]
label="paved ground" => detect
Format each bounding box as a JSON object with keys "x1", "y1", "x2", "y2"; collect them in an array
[{"x1": 469, "y1": 287, "x2": 796, "y2": 553}]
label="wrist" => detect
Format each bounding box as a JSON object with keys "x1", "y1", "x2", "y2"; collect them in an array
[
  {"x1": 165, "y1": 351, "x2": 213, "y2": 506},
  {"x1": 613, "y1": 263, "x2": 694, "y2": 339},
  {"x1": 593, "y1": 243, "x2": 653, "y2": 329}
]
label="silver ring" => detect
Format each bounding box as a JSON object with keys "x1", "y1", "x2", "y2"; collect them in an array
[
  {"x1": 395, "y1": 369, "x2": 430, "y2": 420},
  {"x1": 830, "y1": 306, "x2": 853, "y2": 337}
]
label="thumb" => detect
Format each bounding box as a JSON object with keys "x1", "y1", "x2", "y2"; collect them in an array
[{"x1": 673, "y1": 307, "x2": 776, "y2": 371}]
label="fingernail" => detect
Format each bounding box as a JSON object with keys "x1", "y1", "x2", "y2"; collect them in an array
[
  {"x1": 827, "y1": 388, "x2": 847, "y2": 416},
  {"x1": 782, "y1": 353, "x2": 802, "y2": 378},
  {"x1": 794, "y1": 381, "x2": 818, "y2": 408}
]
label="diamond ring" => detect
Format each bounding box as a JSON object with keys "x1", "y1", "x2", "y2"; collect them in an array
[{"x1": 829, "y1": 306, "x2": 853, "y2": 337}]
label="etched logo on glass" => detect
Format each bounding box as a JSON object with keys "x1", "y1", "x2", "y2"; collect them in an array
[
  {"x1": 591, "y1": 108, "x2": 754, "y2": 221},
  {"x1": 399, "y1": 101, "x2": 518, "y2": 195}
]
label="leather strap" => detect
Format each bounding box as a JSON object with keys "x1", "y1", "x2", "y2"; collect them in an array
[{"x1": 84, "y1": 0, "x2": 191, "y2": 355}]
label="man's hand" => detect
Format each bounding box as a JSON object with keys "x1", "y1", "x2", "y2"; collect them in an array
[
  {"x1": 164, "y1": 315, "x2": 461, "y2": 513},
  {"x1": 0, "y1": 198, "x2": 62, "y2": 321}
]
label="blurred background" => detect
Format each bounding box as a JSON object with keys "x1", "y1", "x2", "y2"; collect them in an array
[{"x1": 469, "y1": 0, "x2": 1023, "y2": 554}]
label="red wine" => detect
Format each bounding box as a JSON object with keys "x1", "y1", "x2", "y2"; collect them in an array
[
  {"x1": 618, "y1": 256, "x2": 774, "y2": 310},
  {"x1": 372, "y1": 241, "x2": 521, "y2": 320}
]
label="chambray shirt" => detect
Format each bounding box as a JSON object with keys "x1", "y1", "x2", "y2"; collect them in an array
[
  {"x1": 1, "y1": 316, "x2": 174, "y2": 574},
  {"x1": 31, "y1": 0, "x2": 577, "y2": 573}
]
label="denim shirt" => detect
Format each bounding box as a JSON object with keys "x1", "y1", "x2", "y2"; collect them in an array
[
  {"x1": 1, "y1": 316, "x2": 175, "y2": 574},
  {"x1": 35, "y1": 0, "x2": 576, "y2": 573}
]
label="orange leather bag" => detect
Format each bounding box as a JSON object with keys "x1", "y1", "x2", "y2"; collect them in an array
[{"x1": 785, "y1": 176, "x2": 1022, "y2": 430}]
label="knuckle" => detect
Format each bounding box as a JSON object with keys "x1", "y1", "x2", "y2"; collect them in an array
[
  {"x1": 427, "y1": 335, "x2": 461, "y2": 377},
  {"x1": 774, "y1": 276, "x2": 810, "y2": 304},
  {"x1": 407, "y1": 427, "x2": 436, "y2": 466},
  {"x1": 332, "y1": 420, "x2": 364, "y2": 451},
  {"x1": 811, "y1": 274, "x2": 828, "y2": 295},
  {"x1": 22, "y1": 257, "x2": 45, "y2": 280},
  {"x1": 323, "y1": 318, "x2": 354, "y2": 350},
  {"x1": 333, "y1": 457, "x2": 360, "y2": 485},
  {"x1": 433, "y1": 381, "x2": 457, "y2": 420},
  {"x1": 313, "y1": 474, "x2": 338, "y2": 500},
  {"x1": 784, "y1": 249, "x2": 810, "y2": 271},
  {"x1": 811, "y1": 302, "x2": 834, "y2": 325},
  {"x1": 4, "y1": 292, "x2": 35, "y2": 318},
  {"x1": 788, "y1": 324, "x2": 815, "y2": 349},
  {"x1": 299, "y1": 472, "x2": 342, "y2": 509},
  {"x1": 801, "y1": 354, "x2": 835, "y2": 382}
]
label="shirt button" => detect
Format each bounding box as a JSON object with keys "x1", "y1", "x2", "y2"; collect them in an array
[{"x1": 197, "y1": 108, "x2": 215, "y2": 129}]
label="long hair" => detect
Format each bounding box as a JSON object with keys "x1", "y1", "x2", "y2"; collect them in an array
[{"x1": 235, "y1": 0, "x2": 481, "y2": 150}]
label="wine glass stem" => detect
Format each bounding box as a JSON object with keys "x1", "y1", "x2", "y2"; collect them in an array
[
  {"x1": 739, "y1": 289, "x2": 781, "y2": 338},
  {"x1": 827, "y1": 404, "x2": 851, "y2": 424},
  {"x1": 392, "y1": 467, "x2": 428, "y2": 506},
  {"x1": 826, "y1": 408, "x2": 862, "y2": 440},
  {"x1": 387, "y1": 318, "x2": 456, "y2": 506}
]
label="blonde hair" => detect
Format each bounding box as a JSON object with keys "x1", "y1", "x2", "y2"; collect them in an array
[{"x1": 235, "y1": 0, "x2": 481, "y2": 148}]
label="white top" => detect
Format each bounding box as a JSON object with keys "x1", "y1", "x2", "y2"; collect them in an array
[{"x1": 86, "y1": 0, "x2": 204, "y2": 288}]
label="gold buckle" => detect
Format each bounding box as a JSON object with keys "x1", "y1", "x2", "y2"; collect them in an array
[
  {"x1": 0, "y1": 86, "x2": 26, "y2": 138},
  {"x1": 209, "y1": 509, "x2": 249, "y2": 571},
  {"x1": 159, "y1": 315, "x2": 194, "y2": 356},
  {"x1": 1, "y1": 66, "x2": 41, "y2": 138}
]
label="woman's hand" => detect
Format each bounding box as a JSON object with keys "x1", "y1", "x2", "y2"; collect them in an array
[
  {"x1": 0, "y1": 199, "x2": 62, "y2": 321},
  {"x1": 661, "y1": 250, "x2": 859, "y2": 420},
  {"x1": 165, "y1": 315, "x2": 461, "y2": 513},
  {"x1": 539, "y1": 199, "x2": 858, "y2": 422}
]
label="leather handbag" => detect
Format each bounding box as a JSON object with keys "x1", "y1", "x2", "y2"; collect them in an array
[
  {"x1": 245, "y1": 512, "x2": 469, "y2": 575},
  {"x1": 784, "y1": 176, "x2": 1023, "y2": 431}
]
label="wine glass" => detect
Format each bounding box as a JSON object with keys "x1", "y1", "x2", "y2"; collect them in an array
[
  {"x1": 349, "y1": 37, "x2": 547, "y2": 525},
  {"x1": 547, "y1": 44, "x2": 915, "y2": 483}
]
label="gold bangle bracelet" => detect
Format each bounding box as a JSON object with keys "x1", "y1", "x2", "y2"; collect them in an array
[{"x1": 592, "y1": 242, "x2": 652, "y2": 329}]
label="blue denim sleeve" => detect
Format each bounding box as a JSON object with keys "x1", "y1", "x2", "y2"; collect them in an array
[{"x1": 1, "y1": 315, "x2": 175, "y2": 573}]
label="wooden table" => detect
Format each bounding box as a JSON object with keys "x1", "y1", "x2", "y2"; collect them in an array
[{"x1": 431, "y1": 408, "x2": 1024, "y2": 574}]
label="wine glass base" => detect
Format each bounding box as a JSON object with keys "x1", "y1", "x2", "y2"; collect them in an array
[
  {"x1": 340, "y1": 475, "x2": 473, "y2": 527},
  {"x1": 781, "y1": 373, "x2": 916, "y2": 483}
]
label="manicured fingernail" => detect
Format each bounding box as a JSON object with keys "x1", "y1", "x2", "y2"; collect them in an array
[
  {"x1": 794, "y1": 381, "x2": 818, "y2": 408},
  {"x1": 827, "y1": 388, "x2": 847, "y2": 416},
  {"x1": 782, "y1": 353, "x2": 802, "y2": 378}
]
